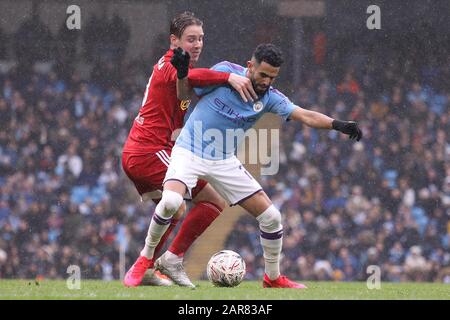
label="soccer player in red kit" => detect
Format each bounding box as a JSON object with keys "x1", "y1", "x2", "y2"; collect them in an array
[{"x1": 122, "y1": 12, "x2": 257, "y2": 287}]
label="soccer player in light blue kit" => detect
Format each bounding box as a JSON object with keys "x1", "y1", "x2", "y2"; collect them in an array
[{"x1": 147, "y1": 44, "x2": 362, "y2": 288}]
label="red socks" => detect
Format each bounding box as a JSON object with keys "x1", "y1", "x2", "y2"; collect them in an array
[{"x1": 168, "y1": 202, "x2": 222, "y2": 256}]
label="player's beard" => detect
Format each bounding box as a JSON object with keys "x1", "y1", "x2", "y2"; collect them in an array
[{"x1": 251, "y1": 78, "x2": 269, "y2": 96}]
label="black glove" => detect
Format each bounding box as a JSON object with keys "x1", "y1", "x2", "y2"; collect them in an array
[
  {"x1": 332, "y1": 120, "x2": 363, "y2": 141},
  {"x1": 170, "y1": 47, "x2": 190, "y2": 79}
]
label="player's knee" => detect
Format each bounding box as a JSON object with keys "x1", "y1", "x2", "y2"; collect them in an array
[
  {"x1": 173, "y1": 201, "x2": 186, "y2": 220},
  {"x1": 211, "y1": 197, "x2": 226, "y2": 212},
  {"x1": 157, "y1": 190, "x2": 184, "y2": 218},
  {"x1": 256, "y1": 205, "x2": 282, "y2": 233}
]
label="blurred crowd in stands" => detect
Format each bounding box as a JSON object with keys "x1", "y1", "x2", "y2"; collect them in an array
[{"x1": 0, "y1": 14, "x2": 449, "y2": 283}]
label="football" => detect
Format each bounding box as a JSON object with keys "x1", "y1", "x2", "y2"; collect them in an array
[{"x1": 207, "y1": 250, "x2": 246, "y2": 287}]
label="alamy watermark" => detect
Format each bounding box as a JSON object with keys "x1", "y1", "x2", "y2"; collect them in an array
[
  {"x1": 61, "y1": 5, "x2": 380, "y2": 32},
  {"x1": 367, "y1": 5, "x2": 381, "y2": 30},
  {"x1": 366, "y1": 265, "x2": 381, "y2": 290},
  {"x1": 66, "y1": 265, "x2": 81, "y2": 290},
  {"x1": 66, "y1": 5, "x2": 81, "y2": 30},
  {"x1": 179, "y1": 121, "x2": 280, "y2": 176}
]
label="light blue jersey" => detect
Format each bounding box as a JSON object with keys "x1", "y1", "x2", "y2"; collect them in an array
[{"x1": 176, "y1": 61, "x2": 297, "y2": 160}]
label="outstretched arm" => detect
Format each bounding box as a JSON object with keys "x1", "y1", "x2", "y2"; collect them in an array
[
  {"x1": 290, "y1": 106, "x2": 362, "y2": 141},
  {"x1": 289, "y1": 106, "x2": 334, "y2": 129},
  {"x1": 171, "y1": 48, "x2": 257, "y2": 102},
  {"x1": 179, "y1": 71, "x2": 258, "y2": 102}
]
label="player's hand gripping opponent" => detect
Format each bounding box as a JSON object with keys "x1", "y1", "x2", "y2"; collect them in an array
[
  {"x1": 171, "y1": 47, "x2": 190, "y2": 79},
  {"x1": 332, "y1": 120, "x2": 363, "y2": 141},
  {"x1": 171, "y1": 47, "x2": 258, "y2": 103}
]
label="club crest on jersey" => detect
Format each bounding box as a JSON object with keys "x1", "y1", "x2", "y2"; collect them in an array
[
  {"x1": 180, "y1": 99, "x2": 191, "y2": 111},
  {"x1": 253, "y1": 101, "x2": 264, "y2": 112}
]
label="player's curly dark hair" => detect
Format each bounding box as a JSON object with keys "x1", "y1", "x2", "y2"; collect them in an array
[
  {"x1": 253, "y1": 43, "x2": 284, "y2": 67},
  {"x1": 170, "y1": 11, "x2": 203, "y2": 38}
]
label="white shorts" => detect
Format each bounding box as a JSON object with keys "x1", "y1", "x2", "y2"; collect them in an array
[{"x1": 164, "y1": 146, "x2": 263, "y2": 206}]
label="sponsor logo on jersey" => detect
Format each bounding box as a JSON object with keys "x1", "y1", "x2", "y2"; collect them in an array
[
  {"x1": 214, "y1": 98, "x2": 256, "y2": 125},
  {"x1": 180, "y1": 99, "x2": 191, "y2": 111}
]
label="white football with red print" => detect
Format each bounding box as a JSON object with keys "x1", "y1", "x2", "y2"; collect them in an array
[{"x1": 207, "y1": 250, "x2": 246, "y2": 287}]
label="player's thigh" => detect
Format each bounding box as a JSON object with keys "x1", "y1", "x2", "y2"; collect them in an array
[
  {"x1": 164, "y1": 146, "x2": 205, "y2": 197},
  {"x1": 207, "y1": 158, "x2": 265, "y2": 208},
  {"x1": 163, "y1": 180, "x2": 187, "y2": 196},
  {"x1": 122, "y1": 152, "x2": 168, "y2": 197},
  {"x1": 192, "y1": 180, "x2": 227, "y2": 211},
  {"x1": 238, "y1": 190, "x2": 272, "y2": 217}
]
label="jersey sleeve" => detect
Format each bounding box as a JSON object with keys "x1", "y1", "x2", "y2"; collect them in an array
[
  {"x1": 188, "y1": 68, "x2": 230, "y2": 87},
  {"x1": 193, "y1": 61, "x2": 238, "y2": 97},
  {"x1": 164, "y1": 61, "x2": 230, "y2": 88},
  {"x1": 163, "y1": 62, "x2": 178, "y2": 83},
  {"x1": 267, "y1": 88, "x2": 297, "y2": 121}
]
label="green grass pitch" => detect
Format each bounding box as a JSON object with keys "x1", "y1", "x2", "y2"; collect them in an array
[{"x1": 0, "y1": 280, "x2": 448, "y2": 300}]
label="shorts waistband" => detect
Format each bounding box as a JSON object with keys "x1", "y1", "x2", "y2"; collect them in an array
[{"x1": 172, "y1": 146, "x2": 236, "y2": 165}]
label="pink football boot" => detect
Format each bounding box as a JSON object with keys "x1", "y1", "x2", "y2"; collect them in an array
[
  {"x1": 123, "y1": 256, "x2": 154, "y2": 287},
  {"x1": 263, "y1": 274, "x2": 307, "y2": 289}
]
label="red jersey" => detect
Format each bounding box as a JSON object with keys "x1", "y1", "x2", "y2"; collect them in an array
[{"x1": 123, "y1": 49, "x2": 230, "y2": 154}]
